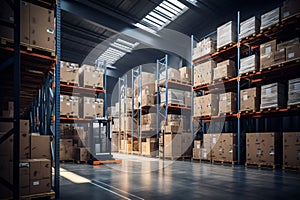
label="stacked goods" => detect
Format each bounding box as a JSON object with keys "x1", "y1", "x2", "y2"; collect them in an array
[
  {"x1": 179, "y1": 66, "x2": 192, "y2": 84},
  {"x1": 260, "y1": 7, "x2": 280, "y2": 30},
  {"x1": 0, "y1": 101, "x2": 14, "y2": 118},
  {"x1": 31, "y1": 135, "x2": 51, "y2": 159},
  {"x1": 125, "y1": 98, "x2": 133, "y2": 112},
  {"x1": 260, "y1": 40, "x2": 276, "y2": 70},
  {"x1": 60, "y1": 95, "x2": 79, "y2": 117},
  {"x1": 0, "y1": 2, "x2": 55, "y2": 51},
  {"x1": 288, "y1": 78, "x2": 300, "y2": 106},
  {"x1": 184, "y1": 91, "x2": 192, "y2": 107},
  {"x1": 60, "y1": 61, "x2": 79, "y2": 85},
  {"x1": 246, "y1": 132, "x2": 282, "y2": 166},
  {"x1": 160, "y1": 88, "x2": 184, "y2": 106},
  {"x1": 240, "y1": 16, "x2": 260, "y2": 39},
  {"x1": 218, "y1": 92, "x2": 237, "y2": 115},
  {"x1": 217, "y1": 21, "x2": 237, "y2": 49},
  {"x1": 240, "y1": 87, "x2": 261, "y2": 112},
  {"x1": 281, "y1": 0, "x2": 300, "y2": 19},
  {"x1": 194, "y1": 60, "x2": 216, "y2": 86},
  {"x1": 212, "y1": 133, "x2": 237, "y2": 162},
  {"x1": 141, "y1": 113, "x2": 156, "y2": 132},
  {"x1": 60, "y1": 139, "x2": 73, "y2": 161},
  {"x1": 159, "y1": 68, "x2": 180, "y2": 83},
  {"x1": 161, "y1": 114, "x2": 183, "y2": 133},
  {"x1": 126, "y1": 137, "x2": 139, "y2": 152},
  {"x1": 193, "y1": 94, "x2": 219, "y2": 117},
  {"x1": 283, "y1": 132, "x2": 300, "y2": 167},
  {"x1": 82, "y1": 97, "x2": 103, "y2": 118},
  {"x1": 74, "y1": 148, "x2": 89, "y2": 162},
  {"x1": 79, "y1": 64, "x2": 104, "y2": 88},
  {"x1": 124, "y1": 116, "x2": 137, "y2": 131},
  {"x1": 106, "y1": 106, "x2": 117, "y2": 117},
  {"x1": 112, "y1": 118, "x2": 119, "y2": 132},
  {"x1": 181, "y1": 132, "x2": 193, "y2": 157},
  {"x1": 120, "y1": 139, "x2": 127, "y2": 152},
  {"x1": 192, "y1": 37, "x2": 216, "y2": 60},
  {"x1": 111, "y1": 133, "x2": 118, "y2": 152},
  {"x1": 213, "y1": 59, "x2": 236, "y2": 81},
  {"x1": 277, "y1": 38, "x2": 300, "y2": 61},
  {"x1": 140, "y1": 84, "x2": 156, "y2": 107},
  {"x1": 134, "y1": 72, "x2": 155, "y2": 86},
  {"x1": 159, "y1": 134, "x2": 182, "y2": 158},
  {"x1": 240, "y1": 55, "x2": 259, "y2": 74},
  {"x1": 197, "y1": 134, "x2": 220, "y2": 160},
  {"x1": 192, "y1": 140, "x2": 202, "y2": 159},
  {"x1": 142, "y1": 137, "x2": 157, "y2": 157},
  {"x1": 261, "y1": 83, "x2": 286, "y2": 109}
]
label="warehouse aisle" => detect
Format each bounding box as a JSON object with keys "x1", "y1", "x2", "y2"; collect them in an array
[{"x1": 60, "y1": 156, "x2": 300, "y2": 199}]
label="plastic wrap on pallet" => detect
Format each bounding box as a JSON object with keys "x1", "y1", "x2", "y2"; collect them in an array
[
  {"x1": 159, "y1": 68, "x2": 180, "y2": 82},
  {"x1": 281, "y1": 0, "x2": 300, "y2": 19},
  {"x1": 217, "y1": 21, "x2": 237, "y2": 49},
  {"x1": 288, "y1": 78, "x2": 300, "y2": 106},
  {"x1": 160, "y1": 88, "x2": 184, "y2": 106},
  {"x1": 240, "y1": 54, "x2": 259, "y2": 74},
  {"x1": 184, "y1": 91, "x2": 192, "y2": 107},
  {"x1": 134, "y1": 72, "x2": 155, "y2": 86},
  {"x1": 261, "y1": 83, "x2": 286, "y2": 109},
  {"x1": 142, "y1": 113, "x2": 157, "y2": 125},
  {"x1": 260, "y1": 7, "x2": 280, "y2": 30},
  {"x1": 192, "y1": 37, "x2": 216, "y2": 60},
  {"x1": 213, "y1": 59, "x2": 236, "y2": 80},
  {"x1": 194, "y1": 60, "x2": 216, "y2": 86},
  {"x1": 218, "y1": 92, "x2": 237, "y2": 114},
  {"x1": 240, "y1": 16, "x2": 260, "y2": 39}
]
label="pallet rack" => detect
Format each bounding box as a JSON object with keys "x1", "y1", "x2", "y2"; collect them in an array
[{"x1": 191, "y1": 10, "x2": 300, "y2": 165}]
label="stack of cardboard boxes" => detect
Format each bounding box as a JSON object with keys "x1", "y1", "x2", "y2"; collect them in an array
[
  {"x1": 192, "y1": 37, "x2": 216, "y2": 61},
  {"x1": 60, "y1": 95, "x2": 79, "y2": 117},
  {"x1": 217, "y1": 21, "x2": 237, "y2": 49},
  {"x1": 79, "y1": 64, "x2": 104, "y2": 89},
  {"x1": 142, "y1": 138, "x2": 157, "y2": 157},
  {"x1": 179, "y1": 67, "x2": 192, "y2": 84},
  {"x1": 0, "y1": 120, "x2": 52, "y2": 198},
  {"x1": 281, "y1": 0, "x2": 300, "y2": 19},
  {"x1": 240, "y1": 16, "x2": 260, "y2": 39},
  {"x1": 260, "y1": 8, "x2": 280, "y2": 30},
  {"x1": 194, "y1": 60, "x2": 216, "y2": 87},
  {"x1": 194, "y1": 94, "x2": 219, "y2": 117},
  {"x1": 211, "y1": 133, "x2": 237, "y2": 163},
  {"x1": 141, "y1": 113, "x2": 157, "y2": 132},
  {"x1": 159, "y1": 68, "x2": 180, "y2": 83},
  {"x1": 240, "y1": 54, "x2": 259, "y2": 75},
  {"x1": 60, "y1": 61, "x2": 79, "y2": 85},
  {"x1": 283, "y1": 132, "x2": 300, "y2": 168},
  {"x1": 218, "y1": 92, "x2": 237, "y2": 115},
  {"x1": 160, "y1": 88, "x2": 185, "y2": 106},
  {"x1": 240, "y1": 87, "x2": 261, "y2": 112},
  {"x1": 246, "y1": 132, "x2": 282, "y2": 166},
  {"x1": 213, "y1": 59, "x2": 236, "y2": 81},
  {"x1": 82, "y1": 97, "x2": 104, "y2": 118},
  {"x1": 288, "y1": 78, "x2": 300, "y2": 106},
  {"x1": 260, "y1": 83, "x2": 286, "y2": 109}
]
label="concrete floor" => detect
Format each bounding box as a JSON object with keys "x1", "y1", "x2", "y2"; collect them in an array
[{"x1": 60, "y1": 153, "x2": 300, "y2": 200}]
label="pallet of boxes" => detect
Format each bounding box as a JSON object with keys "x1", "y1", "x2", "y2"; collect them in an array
[
  {"x1": 0, "y1": 117, "x2": 54, "y2": 198},
  {"x1": 107, "y1": 106, "x2": 119, "y2": 152}
]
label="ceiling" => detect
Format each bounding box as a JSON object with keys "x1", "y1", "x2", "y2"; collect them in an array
[{"x1": 61, "y1": 0, "x2": 283, "y2": 92}]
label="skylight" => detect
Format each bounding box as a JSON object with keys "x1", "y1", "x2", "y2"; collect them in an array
[
  {"x1": 134, "y1": 0, "x2": 189, "y2": 33},
  {"x1": 98, "y1": 39, "x2": 139, "y2": 69}
]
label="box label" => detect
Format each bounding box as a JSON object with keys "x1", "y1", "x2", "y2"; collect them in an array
[
  {"x1": 33, "y1": 181, "x2": 40, "y2": 186},
  {"x1": 243, "y1": 95, "x2": 248, "y2": 101},
  {"x1": 288, "y1": 52, "x2": 295, "y2": 59},
  {"x1": 266, "y1": 47, "x2": 271, "y2": 54}
]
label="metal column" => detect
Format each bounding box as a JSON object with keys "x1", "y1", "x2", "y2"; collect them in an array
[
  {"x1": 55, "y1": 0, "x2": 61, "y2": 198},
  {"x1": 237, "y1": 11, "x2": 241, "y2": 165}
]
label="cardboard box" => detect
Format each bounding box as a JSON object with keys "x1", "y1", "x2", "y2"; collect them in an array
[
  {"x1": 184, "y1": 91, "x2": 192, "y2": 107},
  {"x1": 194, "y1": 60, "x2": 216, "y2": 86},
  {"x1": 286, "y1": 44, "x2": 300, "y2": 61},
  {"x1": 134, "y1": 72, "x2": 156, "y2": 86},
  {"x1": 160, "y1": 88, "x2": 184, "y2": 106},
  {"x1": 240, "y1": 54, "x2": 259, "y2": 74},
  {"x1": 60, "y1": 95, "x2": 79, "y2": 117},
  {"x1": 160, "y1": 68, "x2": 180, "y2": 82},
  {"x1": 30, "y1": 178, "x2": 51, "y2": 194},
  {"x1": 141, "y1": 95, "x2": 155, "y2": 107},
  {"x1": 213, "y1": 59, "x2": 236, "y2": 80},
  {"x1": 274, "y1": 48, "x2": 286, "y2": 63},
  {"x1": 162, "y1": 123, "x2": 183, "y2": 134},
  {"x1": 31, "y1": 135, "x2": 51, "y2": 159},
  {"x1": 194, "y1": 140, "x2": 202, "y2": 149},
  {"x1": 160, "y1": 134, "x2": 182, "y2": 158},
  {"x1": 240, "y1": 16, "x2": 260, "y2": 39},
  {"x1": 179, "y1": 66, "x2": 191, "y2": 83},
  {"x1": 261, "y1": 7, "x2": 280, "y2": 30},
  {"x1": 60, "y1": 61, "x2": 79, "y2": 84},
  {"x1": 288, "y1": 78, "x2": 300, "y2": 106},
  {"x1": 240, "y1": 87, "x2": 261, "y2": 112},
  {"x1": 29, "y1": 159, "x2": 51, "y2": 180},
  {"x1": 141, "y1": 124, "x2": 156, "y2": 132},
  {"x1": 261, "y1": 83, "x2": 286, "y2": 109},
  {"x1": 281, "y1": 0, "x2": 300, "y2": 19},
  {"x1": 212, "y1": 133, "x2": 237, "y2": 162},
  {"x1": 141, "y1": 138, "x2": 157, "y2": 157},
  {"x1": 79, "y1": 64, "x2": 104, "y2": 88},
  {"x1": 60, "y1": 139, "x2": 73, "y2": 161},
  {"x1": 218, "y1": 92, "x2": 237, "y2": 115},
  {"x1": 142, "y1": 113, "x2": 157, "y2": 125},
  {"x1": 83, "y1": 97, "x2": 103, "y2": 118},
  {"x1": 217, "y1": 21, "x2": 237, "y2": 49},
  {"x1": 260, "y1": 40, "x2": 276, "y2": 70},
  {"x1": 195, "y1": 94, "x2": 219, "y2": 116},
  {"x1": 283, "y1": 132, "x2": 300, "y2": 167},
  {"x1": 30, "y1": 3, "x2": 55, "y2": 51},
  {"x1": 192, "y1": 37, "x2": 216, "y2": 60},
  {"x1": 74, "y1": 148, "x2": 89, "y2": 162},
  {"x1": 277, "y1": 38, "x2": 299, "y2": 50}
]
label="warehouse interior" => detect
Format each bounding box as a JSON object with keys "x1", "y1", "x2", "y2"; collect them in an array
[{"x1": 0, "y1": 0, "x2": 300, "y2": 199}]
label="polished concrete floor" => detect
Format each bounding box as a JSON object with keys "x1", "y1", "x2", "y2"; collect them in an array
[{"x1": 60, "y1": 153, "x2": 300, "y2": 200}]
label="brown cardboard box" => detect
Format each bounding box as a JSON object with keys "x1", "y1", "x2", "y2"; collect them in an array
[
  {"x1": 179, "y1": 67, "x2": 191, "y2": 83},
  {"x1": 200, "y1": 94, "x2": 219, "y2": 116},
  {"x1": 141, "y1": 95, "x2": 155, "y2": 107},
  {"x1": 218, "y1": 92, "x2": 237, "y2": 115},
  {"x1": 0, "y1": 120, "x2": 29, "y2": 133},
  {"x1": 283, "y1": 132, "x2": 300, "y2": 167},
  {"x1": 193, "y1": 148, "x2": 201, "y2": 159},
  {"x1": 134, "y1": 72, "x2": 155, "y2": 86},
  {"x1": 261, "y1": 83, "x2": 286, "y2": 109},
  {"x1": 30, "y1": 178, "x2": 51, "y2": 194},
  {"x1": 162, "y1": 123, "x2": 183, "y2": 133},
  {"x1": 60, "y1": 61, "x2": 79, "y2": 84},
  {"x1": 83, "y1": 97, "x2": 103, "y2": 118},
  {"x1": 194, "y1": 60, "x2": 216, "y2": 86},
  {"x1": 142, "y1": 113, "x2": 157, "y2": 125},
  {"x1": 79, "y1": 65, "x2": 104, "y2": 88},
  {"x1": 160, "y1": 134, "x2": 182, "y2": 158},
  {"x1": 141, "y1": 124, "x2": 156, "y2": 132},
  {"x1": 31, "y1": 135, "x2": 51, "y2": 159},
  {"x1": 274, "y1": 48, "x2": 286, "y2": 63},
  {"x1": 240, "y1": 87, "x2": 261, "y2": 112},
  {"x1": 281, "y1": 0, "x2": 300, "y2": 19},
  {"x1": 286, "y1": 44, "x2": 300, "y2": 61},
  {"x1": 288, "y1": 78, "x2": 300, "y2": 106},
  {"x1": 194, "y1": 140, "x2": 202, "y2": 149},
  {"x1": 160, "y1": 88, "x2": 185, "y2": 106},
  {"x1": 30, "y1": 3, "x2": 55, "y2": 51},
  {"x1": 9, "y1": 160, "x2": 31, "y2": 196},
  {"x1": 141, "y1": 138, "x2": 157, "y2": 157},
  {"x1": 60, "y1": 139, "x2": 73, "y2": 161},
  {"x1": 216, "y1": 133, "x2": 237, "y2": 162},
  {"x1": 74, "y1": 147, "x2": 89, "y2": 162},
  {"x1": 240, "y1": 54, "x2": 259, "y2": 74},
  {"x1": 193, "y1": 37, "x2": 216, "y2": 60},
  {"x1": 260, "y1": 40, "x2": 276, "y2": 70},
  {"x1": 29, "y1": 159, "x2": 51, "y2": 180},
  {"x1": 60, "y1": 95, "x2": 79, "y2": 117},
  {"x1": 160, "y1": 68, "x2": 180, "y2": 82},
  {"x1": 214, "y1": 60, "x2": 236, "y2": 80},
  {"x1": 277, "y1": 38, "x2": 299, "y2": 50}
]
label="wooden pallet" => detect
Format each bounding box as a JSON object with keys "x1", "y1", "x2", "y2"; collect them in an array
[
  {"x1": 287, "y1": 104, "x2": 300, "y2": 110},
  {"x1": 92, "y1": 159, "x2": 122, "y2": 165},
  {"x1": 239, "y1": 70, "x2": 257, "y2": 76},
  {"x1": 83, "y1": 115, "x2": 102, "y2": 119},
  {"x1": 60, "y1": 160, "x2": 74, "y2": 163},
  {"x1": 60, "y1": 81, "x2": 79, "y2": 86},
  {"x1": 218, "y1": 112, "x2": 234, "y2": 116},
  {"x1": 213, "y1": 76, "x2": 231, "y2": 83},
  {"x1": 83, "y1": 85, "x2": 104, "y2": 90},
  {"x1": 260, "y1": 107, "x2": 280, "y2": 112},
  {"x1": 75, "y1": 160, "x2": 88, "y2": 164},
  {"x1": 20, "y1": 190, "x2": 55, "y2": 200},
  {"x1": 260, "y1": 23, "x2": 280, "y2": 34},
  {"x1": 240, "y1": 33, "x2": 258, "y2": 42},
  {"x1": 192, "y1": 158, "x2": 211, "y2": 163},
  {"x1": 245, "y1": 162, "x2": 276, "y2": 169},
  {"x1": 161, "y1": 103, "x2": 185, "y2": 107},
  {"x1": 193, "y1": 82, "x2": 210, "y2": 88},
  {"x1": 212, "y1": 160, "x2": 237, "y2": 165},
  {"x1": 282, "y1": 165, "x2": 300, "y2": 171},
  {"x1": 60, "y1": 114, "x2": 79, "y2": 119},
  {"x1": 0, "y1": 37, "x2": 56, "y2": 57},
  {"x1": 239, "y1": 109, "x2": 257, "y2": 114},
  {"x1": 217, "y1": 42, "x2": 235, "y2": 52}
]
